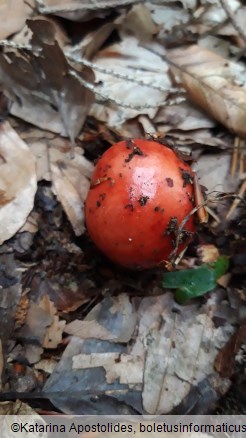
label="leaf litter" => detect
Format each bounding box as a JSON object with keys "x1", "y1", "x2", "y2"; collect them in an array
[{"x1": 0, "y1": 0, "x2": 245, "y2": 416}]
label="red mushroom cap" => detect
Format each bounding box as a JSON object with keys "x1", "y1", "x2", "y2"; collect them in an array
[{"x1": 85, "y1": 139, "x2": 196, "y2": 269}]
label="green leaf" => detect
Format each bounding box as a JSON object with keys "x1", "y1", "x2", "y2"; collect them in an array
[
  {"x1": 210, "y1": 255, "x2": 229, "y2": 280},
  {"x1": 162, "y1": 256, "x2": 229, "y2": 303}
]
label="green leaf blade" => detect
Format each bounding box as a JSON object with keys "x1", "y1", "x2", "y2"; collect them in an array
[{"x1": 162, "y1": 256, "x2": 229, "y2": 303}]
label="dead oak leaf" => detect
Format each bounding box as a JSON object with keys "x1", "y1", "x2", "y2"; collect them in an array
[
  {"x1": 167, "y1": 45, "x2": 246, "y2": 138},
  {"x1": 0, "y1": 121, "x2": 37, "y2": 245}
]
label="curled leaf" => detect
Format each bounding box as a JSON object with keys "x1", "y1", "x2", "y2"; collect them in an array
[{"x1": 168, "y1": 45, "x2": 246, "y2": 138}]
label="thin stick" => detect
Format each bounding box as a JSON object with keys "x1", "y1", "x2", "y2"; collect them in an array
[
  {"x1": 226, "y1": 180, "x2": 246, "y2": 220},
  {"x1": 239, "y1": 139, "x2": 245, "y2": 178},
  {"x1": 231, "y1": 136, "x2": 239, "y2": 177},
  {"x1": 168, "y1": 199, "x2": 208, "y2": 264},
  {"x1": 219, "y1": 0, "x2": 246, "y2": 44},
  {"x1": 69, "y1": 69, "x2": 166, "y2": 110},
  {"x1": 205, "y1": 206, "x2": 221, "y2": 224},
  {"x1": 67, "y1": 54, "x2": 182, "y2": 94},
  {"x1": 193, "y1": 172, "x2": 209, "y2": 223}
]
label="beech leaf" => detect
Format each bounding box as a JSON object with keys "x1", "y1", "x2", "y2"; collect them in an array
[{"x1": 167, "y1": 45, "x2": 246, "y2": 138}]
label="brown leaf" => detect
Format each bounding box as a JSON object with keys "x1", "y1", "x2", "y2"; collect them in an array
[
  {"x1": 214, "y1": 321, "x2": 246, "y2": 378},
  {"x1": 0, "y1": 340, "x2": 3, "y2": 390},
  {"x1": 0, "y1": 121, "x2": 37, "y2": 245},
  {"x1": 168, "y1": 45, "x2": 246, "y2": 138},
  {"x1": 139, "y1": 294, "x2": 233, "y2": 414},
  {"x1": 0, "y1": 19, "x2": 95, "y2": 142},
  {"x1": 29, "y1": 136, "x2": 93, "y2": 235},
  {"x1": 122, "y1": 4, "x2": 158, "y2": 42},
  {"x1": 0, "y1": 92, "x2": 9, "y2": 122},
  {"x1": 73, "y1": 353, "x2": 144, "y2": 385},
  {"x1": 65, "y1": 294, "x2": 137, "y2": 342},
  {"x1": 39, "y1": 295, "x2": 66, "y2": 349},
  {"x1": 0, "y1": 0, "x2": 34, "y2": 39},
  {"x1": 0, "y1": 250, "x2": 21, "y2": 365},
  {"x1": 39, "y1": 0, "x2": 124, "y2": 22},
  {"x1": 18, "y1": 301, "x2": 52, "y2": 345}
]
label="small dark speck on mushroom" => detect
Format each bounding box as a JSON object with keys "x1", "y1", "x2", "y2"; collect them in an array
[
  {"x1": 166, "y1": 177, "x2": 174, "y2": 187},
  {"x1": 125, "y1": 204, "x2": 134, "y2": 211},
  {"x1": 164, "y1": 217, "x2": 178, "y2": 236},
  {"x1": 96, "y1": 201, "x2": 101, "y2": 207},
  {"x1": 138, "y1": 196, "x2": 149, "y2": 206},
  {"x1": 179, "y1": 168, "x2": 194, "y2": 187},
  {"x1": 125, "y1": 146, "x2": 145, "y2": 163}
]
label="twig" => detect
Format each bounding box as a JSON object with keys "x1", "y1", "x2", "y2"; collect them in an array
[
  {"x1": 193, "y1": 172, "x2": 208, "y2": 224},
  {"x1": 69, "y1": 69, "x2": 166, "y2": 110},
  {"x1": 167, "y1": 188, "x2": 246, "y2": 264},
  {"x1": 239, "y1": 139, "x2": 245, "y2": 177},
  {"x1": 67, "y1": 54, "x2": 182, "y2": 94},
  {"x1": 0, "y1": 40, "x2": 184, "y2": 98},
  {"x1": 219, "y1": 0, "x2": 246, "y2": 45},
  {"x1": 231, "y1": 136, "x2": 240, "y2": 177},
  {"x1": 226, "y1": 179, "x2": 246, "y2": 220},
  {"x1": 168, "y1": 199, "x2": 208, "y2": 264},
  {"x1": 0, "y1": 40, "x2": 32, "y2": 50},
  {"x1": 205, "y1": 206, "x2": 221, "y2": 224}
]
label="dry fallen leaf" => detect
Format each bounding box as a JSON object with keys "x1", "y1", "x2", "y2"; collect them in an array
[
  {"x1": 39, "y1": 295, "x2": 66, "y2": 349},
  {"x1": 121, "y1": 3, "x2": 158, "y2": 42},
  {"x1": 65, "y1": 294, "x2": 137, "y2": 342},
  {"x1": 17, "y1": 295, "x2": 66, "y2": 363},
  {"x1": 0, "y1": 19, "x2": 95, "y2": 141},
  {"x1": 73, "y1": 352, "x2": 143, "y2": 385},
  {"x1": 0, "y1": 401, "x2": 47, "y2": 438},
  {"x1": 0, "y1": 0, "x2": 34, "y2": 39},
  {"x1": 193, "y1": 153, "x2": 238, "y2": 195},
  {"x1": 34, "y1": 358, "x2": 58, "y2": 374},
  {"x1": 0, "y1": 340, "x2": 3, "y2": 390},
  {"x1": 45, "y1": 292, "x2": 234, "y2": 415},
  {"x1": 215, "y1": 322, "x2": 246, "y2": 378},
  {"x1": 29, "y1": 136, "x2": 93, "y2": 235},
  {"x1": 0, "y1": 121, "x2": 37, "y2": 244},
  {"x1": 0, "y1": 250, "x2": 22, "y2": 390},
  {"x1": 38, "y1": 0, "x2": 127, "y2": 21},
  {"x1": 90, "y1": 36, "x2": 171, "y2": 127},
  {"x1": 154, "y1": 101, "x2": 216, "y2": 132},
  {"x1": 168, "y1": 45, "x2": 246, "y2": 138},
  {"x1": 149, "y1": 2, "x2": 190, "y2": 33},
  {"x1": 140, "y1": 294, "x2": 233, "y2": 414}
]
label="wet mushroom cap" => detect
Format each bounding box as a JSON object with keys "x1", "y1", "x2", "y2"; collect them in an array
[{"x1": 85, "y1": 139, "x2": 196, "y2": 269}]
